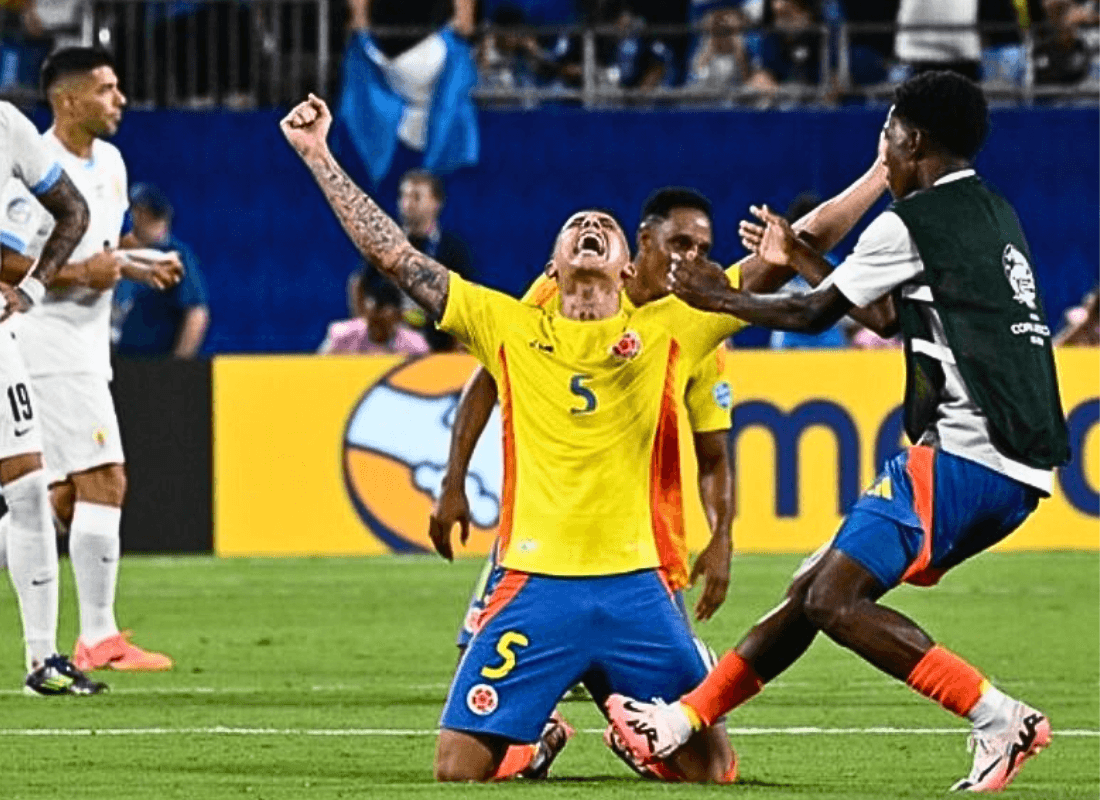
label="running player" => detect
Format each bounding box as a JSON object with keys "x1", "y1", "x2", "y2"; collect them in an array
[
  {"x1": 0, "y1": 48, "x2": 181, "y2": 672},
  {"x1": 0, "y1": 100, "x2": 106, "y2": 695},
  {"x1": 281, "y1": 93, "x2": 773, "y2": 782},
  {"x1": 607, "y1": 71, "x2": 1067, "y2": 793}
]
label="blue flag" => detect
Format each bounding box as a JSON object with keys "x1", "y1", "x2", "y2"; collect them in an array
[{"x1": 337, "y1": 28, "x2": 479, "y2": 184}]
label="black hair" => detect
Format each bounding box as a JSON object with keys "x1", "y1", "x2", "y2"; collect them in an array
[
  {"x1": 640, "y1": 187, "x2": 713, "y2": 227},
  {"x1": 893, "y1": 70, "x2": 989, "y2": 160},
  {"x1": 358, "y1": 273, "x2": 404, "y2": 310},
  {"x1": 41, "y1": 47, "x2": 116, "y2": 94},
  {"x1": 400, "y1": 169, "x2": 446, "y2": 203}
]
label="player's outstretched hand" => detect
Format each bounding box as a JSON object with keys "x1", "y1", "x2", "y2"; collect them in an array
[
  {"x1": 428, "y1": 481, "x2": 471, "y2": 561},
  {"x1": 280, "y1": 93, "x2": 333, "y2": 159},
  {"x1": 0, "y1": 282, "x2": 29, "y2": 322},
  {"x1": 743, "y1": 204, "x2": 797, "y2": 267},
  {"x1": 668, "y1": 253, "x2": 733, "y2": 313},
  {"x1": 689, "y1": 533, "x2": 731, "y2": 622}
]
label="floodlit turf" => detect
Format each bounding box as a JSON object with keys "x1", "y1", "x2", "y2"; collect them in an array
[{"x1": 0, "y1": 551, "x2": 1096, "y2": 799}]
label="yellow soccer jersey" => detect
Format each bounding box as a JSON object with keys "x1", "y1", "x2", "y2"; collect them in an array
[
  {"x1": 517, "y1": 271, "x2": 736, "y2": 585},
  {"x1": 440, "y1": 272, "x2": 747, "y2": 577}
]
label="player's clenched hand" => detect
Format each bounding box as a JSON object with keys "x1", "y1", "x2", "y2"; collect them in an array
[
  {"x1": 0, "y1": 282, "x2": 29, "y2": 322},
  {"x1": 742, "y1": 204, "x2": 796, "y2": 267},
  {"x1": 82, "y1": 248, "x2": 124, "y2": 290},
  {"x1": 689, "y1": 533, "x2": 731, "y2": 622},
  {"x1": 668, "y1": 252, "x2": 733, "y2": 313},
  {"x1": 280, "y1": 93, "x2": 333, "y2": 159},
  {"x1": 428, "y1": 481, "x2": 471, "y2": 561}
]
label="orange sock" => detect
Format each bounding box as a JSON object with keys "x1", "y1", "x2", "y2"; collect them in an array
[
  {"x1": 681, "y1": 650, "x2": 764, "y2": 727},
  {"x1": 492, "y1": 744, "x2": 537, "y2": 780},
  {"x1": 905, "y1": 645, "x2": 987, "y2": 718}
]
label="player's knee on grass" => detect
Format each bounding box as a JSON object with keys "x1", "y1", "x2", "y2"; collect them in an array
[
  {"x1": 434, "y1": 728, "x2": 508, "y2": 782},
  {"x1": 71, "y1": 464, "x2": 127, "y2": 507}
]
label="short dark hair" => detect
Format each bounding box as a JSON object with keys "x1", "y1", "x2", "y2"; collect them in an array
[
  {"x1": 41, "y1": 47, "x2": 116, "y2": 94},
  {"x1": 355, "y1": 271, "x2": 404, "y2": 310},
  {"x1": 366, "y1": 277, "x2": 404, "y2": 310},
  {"x1": 893, "y1": 70, "x2": 989, "y2": 160},
  {"x1": 129, "y1": 183, "x2": 174, "y2": 220},
  {"x1": 640, "y1": 187, "x2": 713, "y2": 227},
  {"x1": 400, "y1": 169, "x2": 445, "y2": 203}
]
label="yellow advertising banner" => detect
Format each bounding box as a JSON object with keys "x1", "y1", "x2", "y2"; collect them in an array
[{"x1": 213, "y1": 349, "x2": 1098, "y2": 557}]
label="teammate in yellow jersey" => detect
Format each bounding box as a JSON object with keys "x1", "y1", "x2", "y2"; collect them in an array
[
  {"x1": 434, "y1": 189, "x2": 740, "y2": 781},
  {"x1": 280, "y1": 93, "x2": 888, "y2": 783}
]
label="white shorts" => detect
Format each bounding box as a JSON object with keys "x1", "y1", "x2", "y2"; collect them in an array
[
  {"x1": 0, "y1": 328, "x2": 43, "y2": 460},
  {"x1": 32, "y1": 373, "x2": 124, "y2": 485}
]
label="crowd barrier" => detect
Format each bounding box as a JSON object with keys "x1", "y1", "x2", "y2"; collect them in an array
[{"x1": 205, "y1": 349, "x2": 1098, "y2": 558}]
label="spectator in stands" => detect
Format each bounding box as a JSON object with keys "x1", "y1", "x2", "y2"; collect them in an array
[
  {"x1": 840, "y1": 0, "x2": 900, "y2": 85},
  {"x1": 894, "y1": 0, "x2": 981, "y2": 81},
  {"x1": 980, "y1": 0, "x2": 1043, "y2": 85},
  {"x1": 688, "y1": 5, "x2": 753, "y2": 92},
  {"x1": 550, "y1": 0, "x2": 675, "y2": 90},
  {"x1": 360, "y1": 169, "x2": 471, "y2": 350},
  {"x1": 113, "y1": 184, "x2": 210, "y2": 358},
  {"x1": 338, "y1": 0, "x2": 479, "y2": 183},
  {"x1": 1033, "y1": 0, "x2": 1096, "y2": 85},
  {"x1": 1054, "y1": 286, "x2": 1099, "y2": 345},
  {"x1": 0, "y1": 0, "x2": 53, "y2": 93},
  {"x1": 319, "y1": 272, "x2": 430, "y2": 355},
  {"x1": 749, "y1": 0, "x2": 828, "y2": 98},
  {"x1": 769, "y1": 193, "x2": 848, "y2": 349},
  {"x1": 477, "y1": 4, "x2": 559, "y2": 90}
]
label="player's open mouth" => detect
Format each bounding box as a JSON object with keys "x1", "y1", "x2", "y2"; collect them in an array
[{"x1": 576, "y1": 233, "x2": 606, "y2": 256}]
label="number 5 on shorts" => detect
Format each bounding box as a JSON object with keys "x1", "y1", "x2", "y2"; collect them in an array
[{"x1": 480, "y1": 631, "x2": 529, "y2": 679}]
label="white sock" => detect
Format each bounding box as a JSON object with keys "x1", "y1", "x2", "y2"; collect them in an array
[
  {"x1": 0, "y1": 511, "x2": 7, "y2": 570},
  {"x1": 968, "y1": 685, "x2": 1015, "y2": 731},
  {"x1": 3, "y1": 470, "x2": 58, "y2": 670},
  {"x1": 69, "y1": 501, "x2": 121, "y2": 646}
]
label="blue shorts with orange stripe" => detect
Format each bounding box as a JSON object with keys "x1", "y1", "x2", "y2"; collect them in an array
[
  {"x1": 441, "y1": 568, "x2": 710, "y2": 743},
  {"x1": 831, "y1": 446, "x2": 1041, "y2": 589},
  {"x1": 456, "y1": 544, "x2": 696, "y2": 648}
]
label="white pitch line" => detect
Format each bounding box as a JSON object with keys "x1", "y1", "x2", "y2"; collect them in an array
[{"x1": 0, "y1": 726, "x2": 1095, "y2": 738}]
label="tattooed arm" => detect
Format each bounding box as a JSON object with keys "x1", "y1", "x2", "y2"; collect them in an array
[
  {"x1": 280, "y1": 94, "x2": 449, "y2": 319},
  {"x1": 30, "y1": 171, "x2": 90, "y2": 290}
]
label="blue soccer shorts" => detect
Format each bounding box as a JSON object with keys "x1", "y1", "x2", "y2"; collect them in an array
[
  {"x1": 441, "y1": 568, "x2": 710, "y2": 743},
  {"x1": 826, "y1": 445, "x2": 1041, "y2": 589}
]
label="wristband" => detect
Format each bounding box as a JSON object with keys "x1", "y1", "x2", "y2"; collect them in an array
[{"x1": 17, "y1": 276, "x2": 46, "y2": 305}]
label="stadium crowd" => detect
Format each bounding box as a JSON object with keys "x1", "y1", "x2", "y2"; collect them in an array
[{"x1": 0, "y1": 0, "x2": 1097, "y2": 105}]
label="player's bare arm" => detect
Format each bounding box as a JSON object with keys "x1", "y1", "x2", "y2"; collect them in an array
[
  {"x1": 689, "y1": 429, "x2": 733, "y2": 622},
  {"x1": 738, "y1": 147, "x2": 888, "y2": 293},
  {"x1": 428, "y1": 366, "x2": 499, "y2": 560},
  {"x1": 671, "y1": 246, "x2": 852, "y2": 334},
  {"x1": 740, "y1": 205, "x2": 897, "y2": 335},
  {"x1": 281, "y1": 94, "x2": 449, "y2": 319},
  {"x1": 0, "y1": 245, "x2": 122, "y2": 290},
  {"x1": 26, "y1": 171, "x2": 89, "y2": 290}
]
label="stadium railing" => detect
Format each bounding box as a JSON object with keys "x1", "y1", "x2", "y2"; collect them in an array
[{"x1": 1, "y1": 8, "x2": 1097, "y2": 108}]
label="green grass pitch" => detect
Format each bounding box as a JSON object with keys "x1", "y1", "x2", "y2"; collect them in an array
[{"x1": 0, "y1": 551, "x2": 1096, "y2": 799}]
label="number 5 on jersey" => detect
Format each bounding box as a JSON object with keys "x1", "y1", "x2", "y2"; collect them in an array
[{"x1": 570, "y1": 374, "x2": 597, "y2": 415}]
